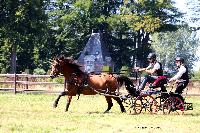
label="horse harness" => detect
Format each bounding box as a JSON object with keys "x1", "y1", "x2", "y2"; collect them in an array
[{"x1": 65, "y1": 72, "x2": 89, "y2": 98}]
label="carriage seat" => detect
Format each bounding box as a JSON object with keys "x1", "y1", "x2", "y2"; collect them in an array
[{"x1": 149, "y1": 76, "x2": 168, "y2": 89}]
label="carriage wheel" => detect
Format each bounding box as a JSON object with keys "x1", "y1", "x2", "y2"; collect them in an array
[
  {"x1": 134, "y1": 94, "x2": 159, "y2": 114},
  {"x1": 149, "y1": 96, "x2": 159, "y2": 114},
  {"x1": 133, "y1": 96, "x2": 142, "y2": 114},
  {"x1": 155, "y1": 96, "x2": 163, "y2": 109},
  {"x1": 155, "y1": 94, "x2": 168, "y2": 113},
  {"x1": 122, "y1": 96, "x2": 135, "y2": 115},
  {"x1": 135, "y1": 94, "x2": 159, "y2": 114},
  {"x1": 162, "y1": 96, "x2": 184, "y2": 115}
]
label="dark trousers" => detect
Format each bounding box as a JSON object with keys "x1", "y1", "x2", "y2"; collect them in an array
[{"x1": 175, "y1": 81, "x2": 189, "y2": 94}]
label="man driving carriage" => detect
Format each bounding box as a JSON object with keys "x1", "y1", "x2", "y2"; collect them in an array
[
  {"x1": 169, "y1": 57, "x2": 189, "y2": 94},
  {"x1": 135, "y1": 52, "x2": 167, "y2": 92}
]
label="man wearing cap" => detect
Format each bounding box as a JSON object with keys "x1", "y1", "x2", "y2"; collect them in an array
[
  {"x1": 135, "y1": 53, "x2": 165, "y2": 92},
  {"x1": 169, "y1": 57, "x2": 189, "y2": 94}
]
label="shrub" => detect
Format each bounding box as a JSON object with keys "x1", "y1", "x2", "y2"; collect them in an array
[
  {"x1": 102, "y1": 65, "x2": 113, "y2": 72},
  {"x1": 192, "y1": 70, "x2": 200, "y2": 80},
  {"x1": 33, "y1": 68, "x2": 46, "y2": 75},
  {"x1": 120, "y1": 66, "x2": 131, "y2": 76}
]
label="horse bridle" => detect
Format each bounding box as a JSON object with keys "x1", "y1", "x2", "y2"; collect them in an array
[{"x1": 50, "y1": 61, "x2": 63, "y2": 79}]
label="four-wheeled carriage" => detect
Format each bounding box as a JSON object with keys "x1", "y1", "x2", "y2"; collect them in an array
[
  {"x1": 121, "y1": 89, "x2": 193, "y2": 115},
  {"x1": 120, "y1": 75, "x2": 193, "y2": 115}
]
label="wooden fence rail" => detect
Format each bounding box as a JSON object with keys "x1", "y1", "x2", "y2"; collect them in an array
[
  {"x1": 0, "y1": 74, "x2": 64, "y2": 94},
  {"x1": 1, "y1": 74, "x2": 200, "y2": 95}
]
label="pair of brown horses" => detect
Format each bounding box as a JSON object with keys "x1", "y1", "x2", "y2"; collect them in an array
[{"x1": 50, "y1": 56, "x2": 138, "y2": 113}]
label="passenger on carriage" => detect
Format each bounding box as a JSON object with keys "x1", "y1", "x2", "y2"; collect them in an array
[
  {"x1": 168, "y1": 57, "x2": 189, "y2": 94},
  {"x1": 134, "y1": 52, "x2": 167, "y2": 93}
]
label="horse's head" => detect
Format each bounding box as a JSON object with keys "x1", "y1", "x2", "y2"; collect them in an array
[
  {"x1": 50, "y1": 58, "x2": 62, "y2": 79},
  {"x1": 50, "y1": 55, "x2": 83, "y2": 79}
]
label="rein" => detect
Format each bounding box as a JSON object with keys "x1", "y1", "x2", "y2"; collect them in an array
[{"x1": 88, "y1": 85, "x2": 123, "y2": 98}]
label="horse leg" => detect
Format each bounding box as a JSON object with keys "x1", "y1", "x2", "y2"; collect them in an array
[
  {"x1": 53, "y1": 91, "x2": 66, "y2": 108},
  {"x1": 65, "y1": 96, "x2": 72, "y2": 112},
  {"x1": 113, "y1": 97, "x2": 126, "y2": 113},
  {"x1": 104, "y1": 96, "x2": 113, "y2": 113}
]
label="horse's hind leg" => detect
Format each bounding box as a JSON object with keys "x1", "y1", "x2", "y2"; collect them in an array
[
  {"x1": 65, "y1": 96, "x2": 72, "y2": 112},
  {"x1": 104, "y1": 96, "x2": 113, "y2": 113},
  {"x1": 53, "y1": 91, "x2": 66, "y2": 108},
  {"x1": 113, "y1": 97, "x2": 126, "y2": 113}
]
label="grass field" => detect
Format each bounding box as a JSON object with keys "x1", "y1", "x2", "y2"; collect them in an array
[{"x1": 0, "y1": 93, "x2": 200, "y2": 133}]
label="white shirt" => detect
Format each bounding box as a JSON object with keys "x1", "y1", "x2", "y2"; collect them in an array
[
  {"x1": 170, "y1": 65, "x2": 186, "y2": 81},
  {"x1": 146, "y1": 62, "x2": 161, "y2": 76},
  {"x1": 146, "y1": 62, "x2": 161, "y2": 70}
]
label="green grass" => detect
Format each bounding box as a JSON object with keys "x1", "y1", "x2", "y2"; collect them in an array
[{"x1": 0, "y1": 93, "x2": 200, "y2": 133}]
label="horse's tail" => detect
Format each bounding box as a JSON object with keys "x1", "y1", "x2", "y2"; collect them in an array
[{"x1": 117, "y1": 75, "x2": 139, "y2": 97}]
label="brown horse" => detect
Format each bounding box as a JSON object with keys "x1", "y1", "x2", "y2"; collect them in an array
[{"x1": 50, "y1": 56, "x2": 137, "y2": 113}]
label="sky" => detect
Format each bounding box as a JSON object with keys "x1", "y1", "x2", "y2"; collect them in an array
[{"x1": 174, "y1": 0, "x2": 200, "y2": 71}]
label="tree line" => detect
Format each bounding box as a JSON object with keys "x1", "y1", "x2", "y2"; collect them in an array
[{"x1": 0, "y1": 0, "x2": 199, "y2": 74}]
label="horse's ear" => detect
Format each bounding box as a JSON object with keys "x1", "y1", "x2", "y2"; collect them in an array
[
  {"x1": 53, "y1": 56, "x2": 57, "y2": 61},
  {"x1": 66, "y1": 56, "x2": 74, "y2": 63},
  {"x1": 61, "y1": 55, "x2": 65, "y2": 59},
  {"x1": 55, "y1": 58, "x2": 59, "y2": 62},
  {"x1": 58, "y1": 55, "x2": 64, "y2": 61}
]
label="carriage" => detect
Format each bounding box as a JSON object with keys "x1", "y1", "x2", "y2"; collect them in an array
[
  {"x1": 50, "y1": 56, "x2": 193, "y2": 115},
  {"x1": 120, "y1": 76, "x2": 193, "y2": 115}
]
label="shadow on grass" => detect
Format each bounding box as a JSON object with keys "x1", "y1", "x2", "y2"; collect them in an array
[
  {"x1": 86, "y1": 111, "x2": 102, "y2": 114},
  {"x1": 86, "y1": 111, "x2": 118, "y2": 115},
  {"x1": 183, "y1": 113, "x2": 200, "y2": 116}
]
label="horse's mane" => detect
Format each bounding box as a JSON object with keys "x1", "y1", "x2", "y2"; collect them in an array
[{"x1": 58, "y1": 55, "x2": 84, "y2": 75}]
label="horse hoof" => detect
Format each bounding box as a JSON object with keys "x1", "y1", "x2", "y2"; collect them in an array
[
  {"x1": 53, "y1": 103, "x2": 57, "y2": 108},
  {"x1": 104, "y1": 111, "x2": 109, "y2": 113},
  {"x1": 122, "y1": 110, "x2": 126, "y2": 113}
]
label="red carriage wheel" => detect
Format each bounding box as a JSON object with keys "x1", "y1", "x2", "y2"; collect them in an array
[{"x1": 162, "y1": 96, "x2": 184, "y2": 115}]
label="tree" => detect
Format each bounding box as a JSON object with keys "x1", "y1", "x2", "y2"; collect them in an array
[
  {"x1": 48, "y1": 0, "x2": 182, "y2": 70},
  {"x1": 0, "y1": 0, "x2": 49, "y2": 73},
  {"x1": 0, "y1": 0, "x2": 183, "y2": 73},
  {"x1": 184, "y1": 0, "x2": 200, "y2": 29},
  {"x1": 118, "y1": 0, "x2": 182, "y2": 67},
  {"x1": 151, "y1": 26, "x2": 200, "y2": 73}
]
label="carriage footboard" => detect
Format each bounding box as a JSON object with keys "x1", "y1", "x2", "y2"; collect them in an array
[{"x1": 184, "y1": 103, "x2": 193, "y2": 110}]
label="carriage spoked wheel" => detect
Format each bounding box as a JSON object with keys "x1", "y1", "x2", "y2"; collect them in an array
[
  {"x1": 155, "y1": 94, "x2": 169, "y2": 113},
  {"x1": 134, "y1": 94, "x2": 159, "y2": 114},
  {"x1": 123, "y1": 97, "x2": 136, "y2": 115},
  {"x1": 162, "y1": 96, "x2": 184, "y2": 115},
  {"x1": 133, "y1": 96, "x2": 142, "y2": 114}
]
